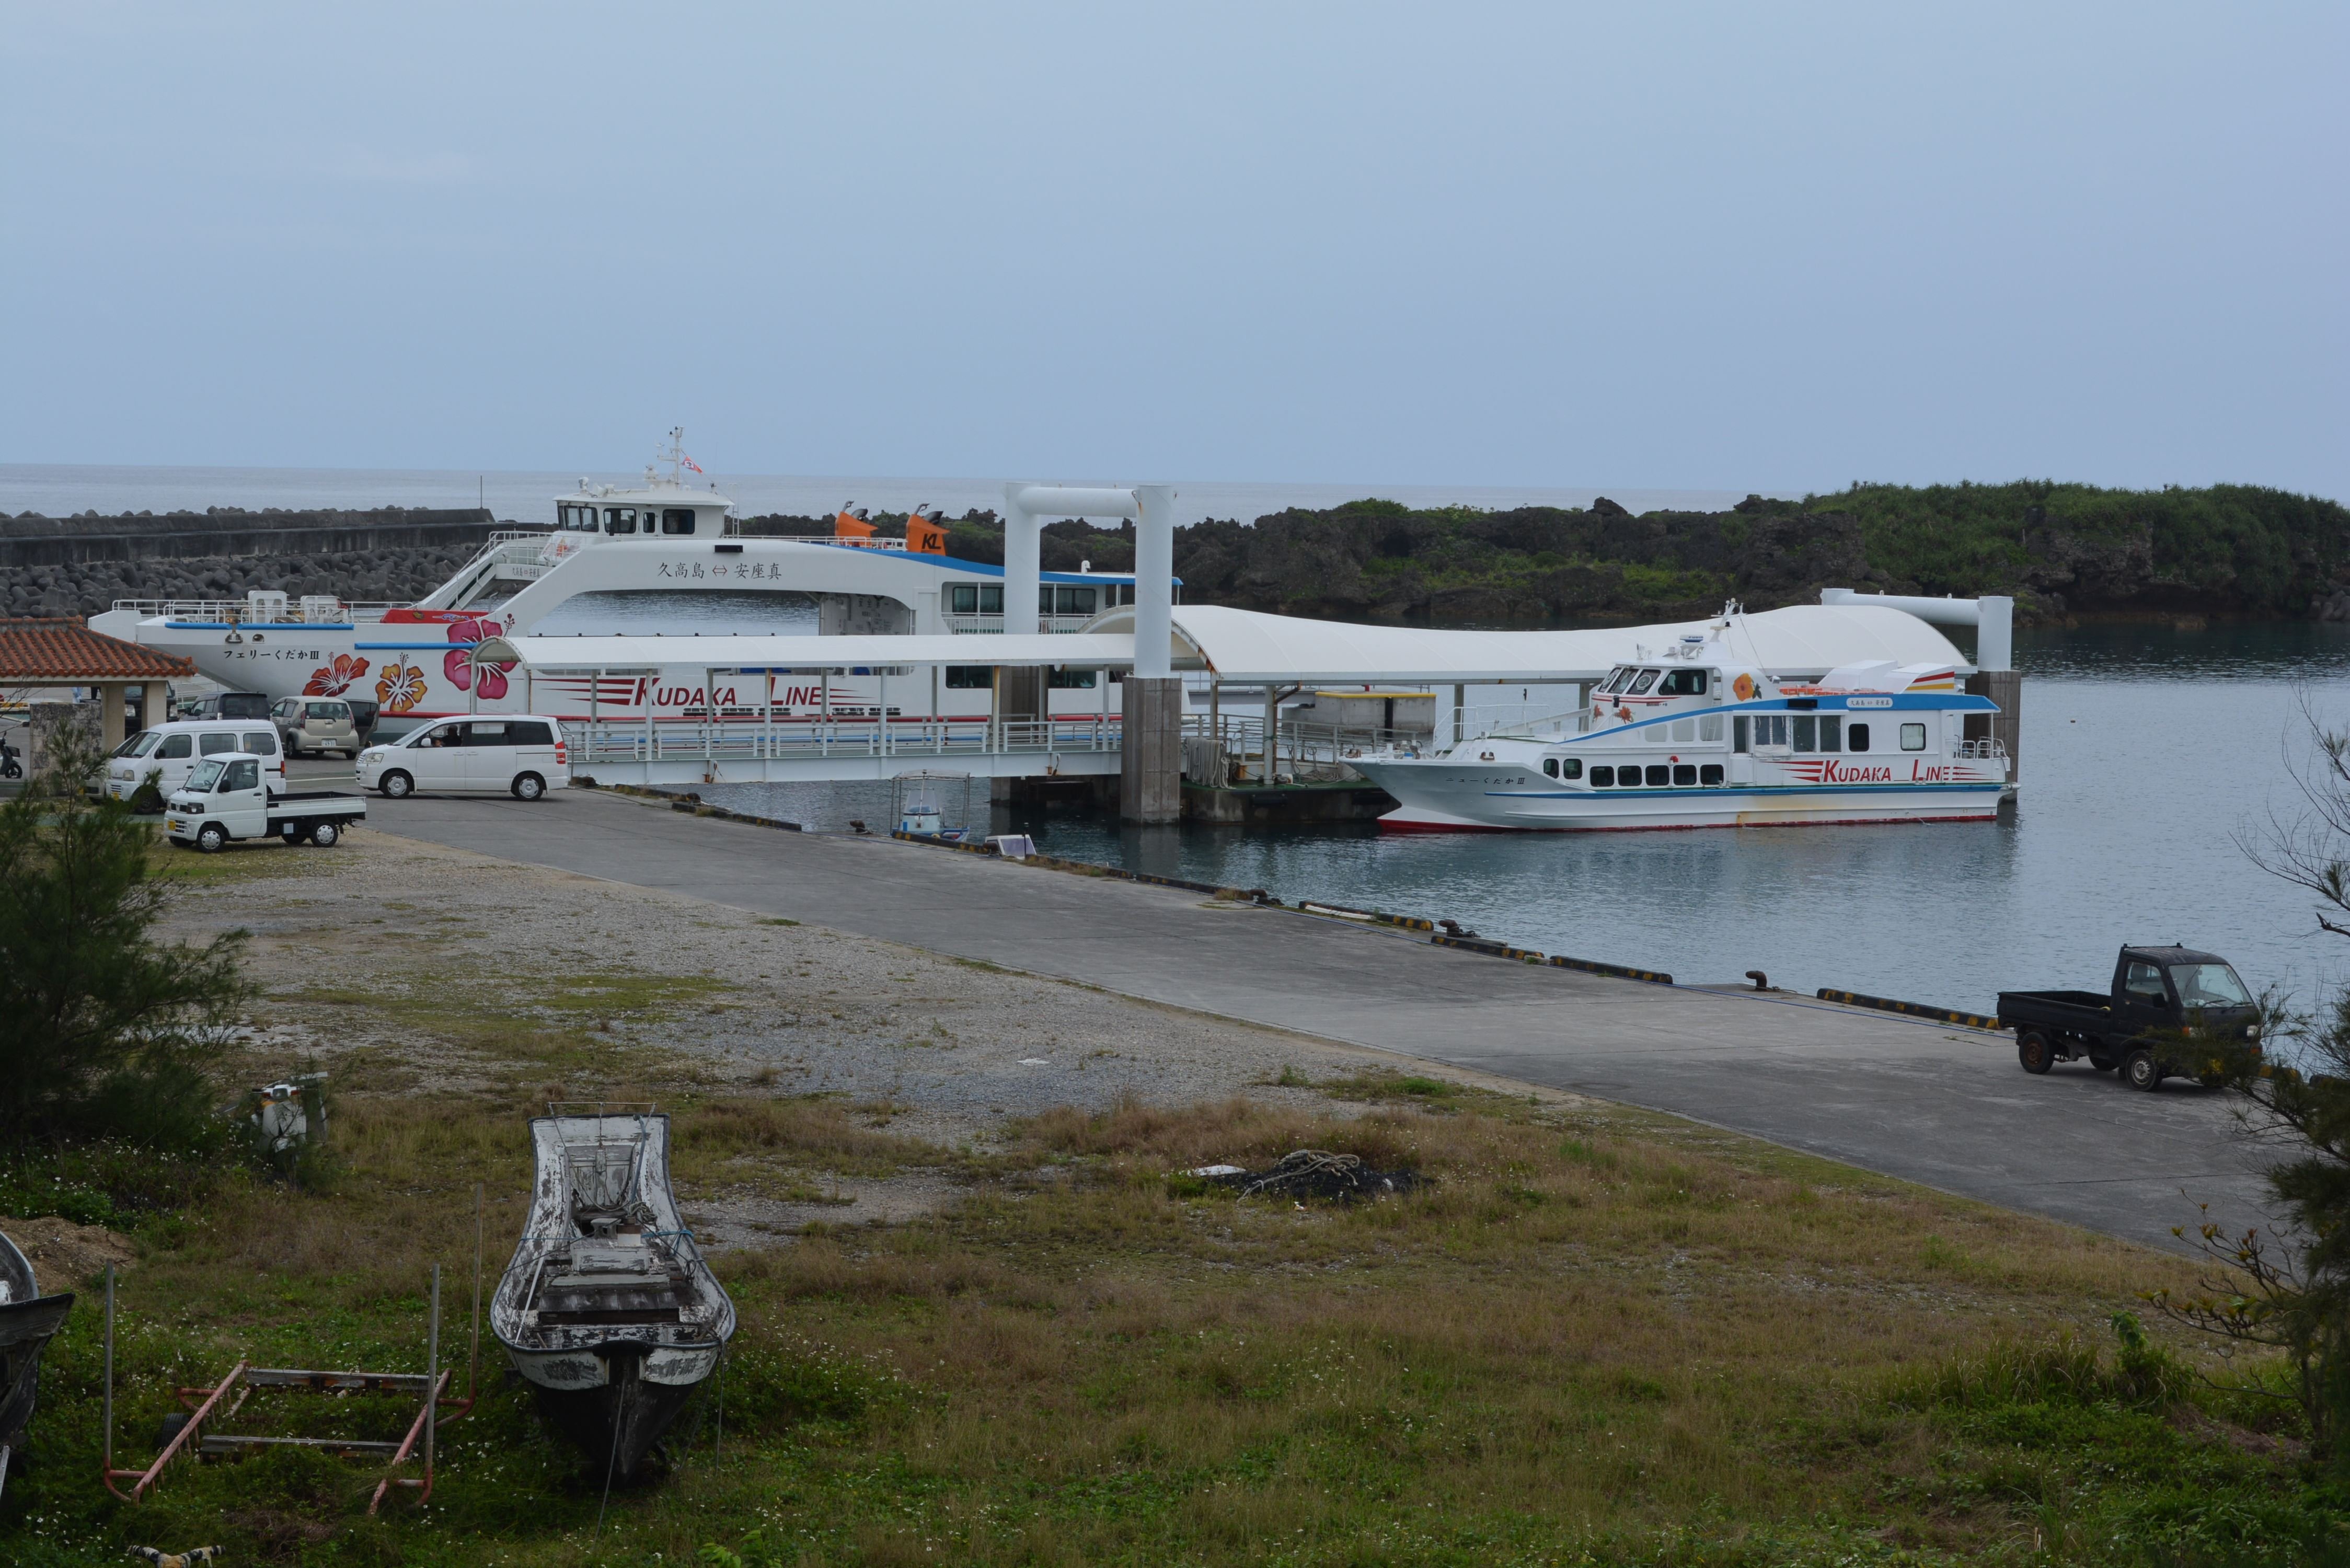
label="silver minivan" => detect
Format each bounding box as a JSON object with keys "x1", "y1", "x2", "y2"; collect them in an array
[
  {"x1": 356, "y1": 715, "x2": 571, "y2": 800},
  {"x1": 273, "y1": 696, "x2": 360, "y2": 758},
  {"x1": 109, "y1": 721, "x2": 288, "y2": 801}
]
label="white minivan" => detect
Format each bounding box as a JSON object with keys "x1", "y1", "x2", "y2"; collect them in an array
[
  {"x1": 356, "y1": 715, "x2": 571, "y2": 800},
  {"x1": 109, "y1": 720, "x2": 288, "y2": 802}
]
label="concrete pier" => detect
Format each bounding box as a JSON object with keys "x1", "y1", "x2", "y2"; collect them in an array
[
  {"x1": 359, "y1": 785, "x2": 2274, "y2": 1252},
  {"x1": 1120, "y1": 676, "x2": 1182, "y2": 823}
]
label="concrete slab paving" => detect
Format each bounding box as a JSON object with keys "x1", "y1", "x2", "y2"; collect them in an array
[{"x1": 355, "y1": 786, "x2": 2277, "y2": 1251}]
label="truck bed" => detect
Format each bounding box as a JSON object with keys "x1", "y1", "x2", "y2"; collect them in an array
[{"x1": 1997, "y1": 989, "x2": 2111, "y2": 1028}]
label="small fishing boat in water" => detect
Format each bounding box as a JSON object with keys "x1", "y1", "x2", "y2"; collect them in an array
[
  {"x1": 0, "y1": 1227, "x2": 75, "y2": 1497},
  {"x1": 491, "y1": 1109, "x2": 734, "y2": 1479}
]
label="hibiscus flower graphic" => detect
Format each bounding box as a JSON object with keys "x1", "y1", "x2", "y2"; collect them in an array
[
  {"x1": 304, "y1": 652, "x2": 370, "y2": 697},
  {"x1": 444, "y1": 616, "x2": 516, "y2": 701},
  {"x1": 376, "y1": 660, "x2": 427, "y2": 714}
]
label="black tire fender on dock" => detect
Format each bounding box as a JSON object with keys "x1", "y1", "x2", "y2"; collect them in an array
[
  {"x1": 2018, "y1": 1031, "x2": 2055, "y2": 1075},
  {"x1": 2124, "y1": 1047, "x2": 2162, "y2": 1091}
]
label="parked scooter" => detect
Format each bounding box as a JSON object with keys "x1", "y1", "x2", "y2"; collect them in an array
[{"x1": 0, "y1": 736, "x2": 22, "y2": 781}]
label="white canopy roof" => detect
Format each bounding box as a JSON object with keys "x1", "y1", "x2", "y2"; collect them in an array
[{"x1": 491, "y1": 602, "x2": 1969, "y2": 683}]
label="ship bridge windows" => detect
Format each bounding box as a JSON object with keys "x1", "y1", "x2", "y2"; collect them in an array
[
  {"x1": 1627, "y1": 669, "x2": 1661, "y2": 696},
  {"x1": 1597, "y1": 666, "x2": 1632, "y2": 695},
  {"x1": 661, "y1": 508, "x2": 698, "y2": 535},
  {"x1": 557, "y1": 503, "x2": 600, "y2": 532},
  {"x1": 1659, "y1": 669, "x2": 1707, "y2": 696},
  {"x1": 603, "y1": 507, "x2": 638, "y2": 534}
]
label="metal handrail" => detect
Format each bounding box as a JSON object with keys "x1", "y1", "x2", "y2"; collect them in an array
[{"x1": 569, "y1": 713, "x2": 1122, "y2": 764}]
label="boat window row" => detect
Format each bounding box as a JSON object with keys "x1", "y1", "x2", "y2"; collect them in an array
[
  {"x1": 1595, "y1": 666, "x2": 1708, "y2": 698},
  {"x1": 1625, "y1": 714, "x2": 1726, "y2": 744},
  {"x1": 1589, "y1": 763, "x2": 1726, "y2": 788},
  {"x1": 555, "y1": 503, "x2": 701, "y2": 535},
  {"x1": 1735, "y1": 714, "x2": 1863, "y2": 753},
  {"x1": 946, "y1": 584, "x2": 1106, "y2": 616},
  {"x1": 944, "y1": 665, "x2": 1117, "y2": 690}
]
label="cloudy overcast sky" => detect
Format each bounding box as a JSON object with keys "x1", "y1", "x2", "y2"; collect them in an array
[{"x1": 3, "y1": 3, "x2": 2342, "y2": 499}]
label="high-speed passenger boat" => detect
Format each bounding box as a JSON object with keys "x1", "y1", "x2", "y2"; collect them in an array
[
  {"x1": 93, "y1": 433, "x2": 1141, "y2": 729},
  {"x1": 1350, "y1": 610, "x2": 2010, "y2": 832}
]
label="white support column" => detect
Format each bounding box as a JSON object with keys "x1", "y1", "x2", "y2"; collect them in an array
[
  {"x1": 1000, "y1": 483, "x2": 1043, "y2": 635},
  {"x1": 1130, "y1": 483, "x2": 1177, "y2": 681}
]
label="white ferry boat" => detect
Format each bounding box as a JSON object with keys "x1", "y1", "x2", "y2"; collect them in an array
[
  {"x1": 1349, "y1": 610, "x2": 2009, "y2": 832},
  {"x1": 93, "y1": 434, "x2": 1143, "y2": 730}
]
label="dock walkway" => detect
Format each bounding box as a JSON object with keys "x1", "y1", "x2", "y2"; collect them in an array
[{"x1": 362, "y1": 787, "x2": 2271, "y2": 1251}]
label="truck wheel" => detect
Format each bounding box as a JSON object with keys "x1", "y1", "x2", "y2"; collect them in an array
[
  {"x1": 310, "y1": 821, "x2": 341, "y2": 847},
  {"x1": 512, "y1": 772, "x2": 545, "y2": 801},
  {"x1": 380, "y1": 770, "x2": 413, "y2": 799},
  {"x1": 2018, "y1": 1031, "x2": 2055, "y2": 1075},
  {"x1": 195, "y1": 823, "x2": 227, "y2": 854},
  {"x1": 2124, "y1": 1048, "x2": 2162, "y2": 1091},
  {"x1": 2089, "y1": 1052, "x2": 2116, "y2": 1072}
]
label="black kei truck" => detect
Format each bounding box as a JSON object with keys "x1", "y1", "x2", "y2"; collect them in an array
[{"x1": 1998, "y1": 946, "x2": 2260, "y2": 1091}]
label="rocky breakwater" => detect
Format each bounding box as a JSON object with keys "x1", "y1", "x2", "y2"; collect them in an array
[{"x1": 0, "y1": 506, "x2": 521, "y2": 617}]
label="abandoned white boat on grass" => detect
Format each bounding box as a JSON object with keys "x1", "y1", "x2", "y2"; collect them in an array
[
  {"x1": 491, "y1": 1108, "x2": 734, "y2": 1480},
  {"x1": 1351, "y1": 612, "x2": 2010, "y2": 833}
]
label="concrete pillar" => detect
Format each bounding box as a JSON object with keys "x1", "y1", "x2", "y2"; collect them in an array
[
  {"x1": 1000, "y1": 485, "x2": 1043, "y2": 633},
  {"x1": 997, "y1": 666, "x2": 1048, "y2": 725},
  {"x1": 143, "y1": 681, "x2": 167, "y2": 733},
  {"x1": 100, "y1": 683, "x2": 126, "y2": 750},
  {"x1": 1121, "y1": 676, "x2": 1183, "y2": 823}
]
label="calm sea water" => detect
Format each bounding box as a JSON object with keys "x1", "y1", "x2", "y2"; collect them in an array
[{"x1": 704, "y1": 625, "x2": 2350, "y2": 1019}]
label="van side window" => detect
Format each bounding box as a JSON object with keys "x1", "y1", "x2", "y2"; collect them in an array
[
  {"x1": 199, "y1": 733, "x2": 238, "y2": 756},
  {"x1": 508, "y1": 721, "x2": 555, "y2": 745},
  {"x1": 467, "y1": 722, "x2": 509, "y2": 744},
  {"x1": 1847, "y1": 722, "x2": 1871, "y2": 752},
  {"x1": 662, "y1": 509, "x2": 697, "y2": 535},
  {"x1": 241, "y1": 732, "x2": 278, "y2": 756},
  {"x1": 1900, "y1": 722, "x2": 1927, "y2": 752},
  {"x1": 156, "y1": 733, "x2": 192, "y2": 759}
]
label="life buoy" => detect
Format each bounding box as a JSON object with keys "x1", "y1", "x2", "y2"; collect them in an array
[{"x1": 1733, "y1": 673, "x2": 1756, "y2": 701}]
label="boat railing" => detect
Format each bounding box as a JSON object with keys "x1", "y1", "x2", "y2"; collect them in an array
[
  {"x1": 942, "y1": 614, "x2": 1102, "y2": 635},
  {"x1": 1953, "y1": 739, "x2": 2009, "y2": 760},
  {"x1": 1472, "y1": 707, "x2": 1594, "y2": 741},
  {"x1": 111, "y1": 597, "x2": 408, "y2": 623},
  {"x1": 1181, "y1": 712, "x2": 1431, "y2": 784},
  {"x1": 567, "y1": 712, "x2": 1123, "y2": 765}
]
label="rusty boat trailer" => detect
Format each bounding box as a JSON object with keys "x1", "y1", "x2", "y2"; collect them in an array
[{"x1": 100, "y1": 1190, "x2": 487, "y2": 1515}]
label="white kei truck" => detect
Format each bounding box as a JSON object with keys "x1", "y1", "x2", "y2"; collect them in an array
[{"x1": 164, "y1": 754, "x2": 368, "y2": 854}]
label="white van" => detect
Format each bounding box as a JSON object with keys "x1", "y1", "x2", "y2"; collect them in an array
[
  {"x1": 355, "y1": 715, "x2": 571, "y2": 800},
  {"x1": 109, "y1": 721, "x2": 288, "y2": 802}
]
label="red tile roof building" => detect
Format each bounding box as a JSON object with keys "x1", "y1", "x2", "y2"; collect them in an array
[{"x1": 0, "y1": 617, "x2": 194, "y2": 681}]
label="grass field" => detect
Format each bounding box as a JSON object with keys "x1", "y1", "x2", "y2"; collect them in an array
[{"x1": 6, "y1": 1054, "x2": 2339, "y2": 1567}]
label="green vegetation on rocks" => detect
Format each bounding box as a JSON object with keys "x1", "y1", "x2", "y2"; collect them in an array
[{"x1": 773, "y1": 481, "x2": 2350, "y2": 628}]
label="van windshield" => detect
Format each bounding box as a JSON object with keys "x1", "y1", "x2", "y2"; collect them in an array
[
  {"x1": 186, "y1": 759, "x2": 225, "y2": 792},
  {"x1": 2172, "y1": 964, "x2": 2252, "y2": 1009},
  {"x1": 115, "y1": 731, "x2": 159, "y2": 758}
]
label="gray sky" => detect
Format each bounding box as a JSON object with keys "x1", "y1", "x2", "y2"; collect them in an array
[{"x1": 4, "y1": 4, "x2": 2342, "y2": 500}]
